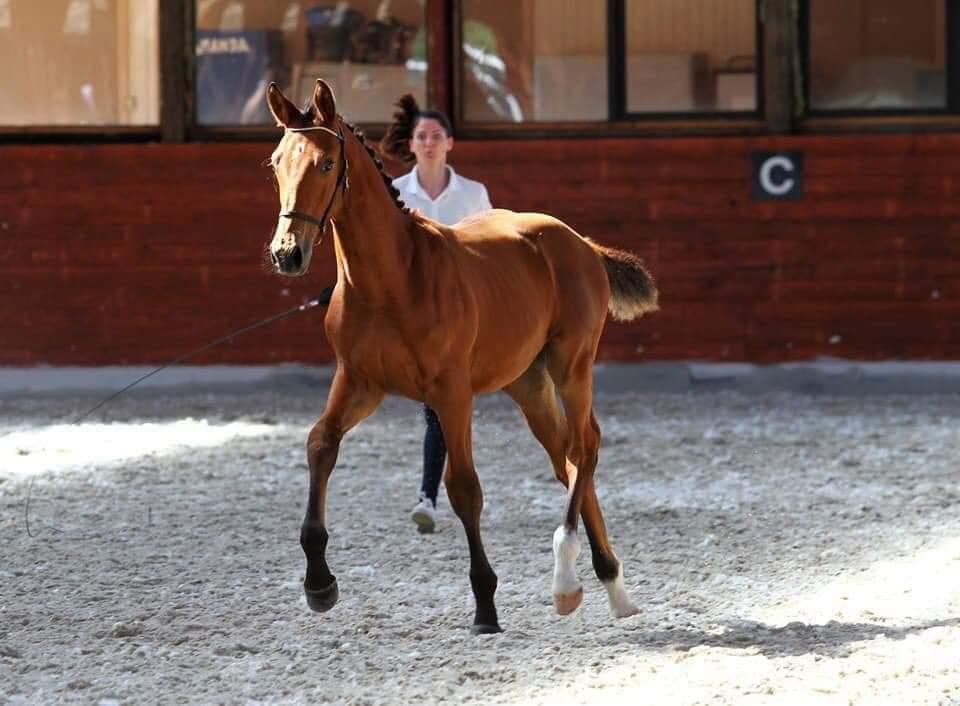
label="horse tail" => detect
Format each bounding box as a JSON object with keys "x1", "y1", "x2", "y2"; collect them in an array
[{"x1": 587, "y1": 241, "x2": 659, "y2": 321}]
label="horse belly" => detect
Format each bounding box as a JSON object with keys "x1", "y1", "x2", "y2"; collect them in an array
[
  {"x1": 465, "y1": 252, "x2": 557, "y2": 393},
  {"x1": 470, "y1": 310, "x2": 551, "y2": 393}
]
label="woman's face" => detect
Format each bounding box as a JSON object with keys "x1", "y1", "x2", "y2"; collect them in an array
[{"x1": 410, "y1": 117, "x2": 453, "y2": 167}]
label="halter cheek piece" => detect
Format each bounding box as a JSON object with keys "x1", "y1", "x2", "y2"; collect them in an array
[{"x1": 278, "y1": 124, "x2": 350, "y2": 232}]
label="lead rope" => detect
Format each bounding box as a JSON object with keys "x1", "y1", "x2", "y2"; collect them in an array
[{"x1": 20, "y1": 287, "x2": 332, "y2": 538}]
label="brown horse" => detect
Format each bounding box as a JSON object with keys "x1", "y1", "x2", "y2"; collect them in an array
[{"x1": 265, "y1": 79, "x2": 658, "y2": 634}]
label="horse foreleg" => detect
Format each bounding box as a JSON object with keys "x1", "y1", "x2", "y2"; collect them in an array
[
  {"x1": 301, "y1": 367, "x2": 382, "y2": 613},
  {"x1": 433, "y1": 388, "x2": 501, "y2": 634}
]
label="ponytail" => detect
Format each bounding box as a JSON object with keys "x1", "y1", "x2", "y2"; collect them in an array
[
  {"x1": 381, "y1": 94, "x2": 420, "y2": 163},
  {"x1": 380, "y1": 94, "x2": 453, "y2": 164}
]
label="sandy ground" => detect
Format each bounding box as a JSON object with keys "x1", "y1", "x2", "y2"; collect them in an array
[{"x1": 1, "y1": 387, "x2": 959, "y2": 706}]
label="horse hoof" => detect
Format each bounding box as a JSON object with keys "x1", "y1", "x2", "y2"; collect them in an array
[
  {"x1": 613, "y1": 603, "x2": 640, "y2": 619},
  {"x1": 470, "y1": 623, "x2": 503, "y2": 635},
  {"x1": 553, "y1": 586, "x2": 583, "y2": 616},
  {"x1": 304, "y1": 579, "x2": 339, "y2": 613}
]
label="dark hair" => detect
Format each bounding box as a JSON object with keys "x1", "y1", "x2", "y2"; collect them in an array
[{"x1": 380, "y1": 94, "x2": 452, "y2": 164}]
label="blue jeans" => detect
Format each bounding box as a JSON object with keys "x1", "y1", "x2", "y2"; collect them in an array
[{"x1": 421, "y1": 405, "x2": 446, "y2": 503}]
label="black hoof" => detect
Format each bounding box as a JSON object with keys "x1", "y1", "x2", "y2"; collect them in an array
[
  {"x1": 304, "y1": 579, "x2": 339, "y2": 613},
  {"x1": 470, "y1": 623, "x2": 503, "y2": 635}
]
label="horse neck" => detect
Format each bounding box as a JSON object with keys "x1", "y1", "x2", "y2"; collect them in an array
[{"x1": 332, "y1": 126, "x2": 413, "y2": 304}]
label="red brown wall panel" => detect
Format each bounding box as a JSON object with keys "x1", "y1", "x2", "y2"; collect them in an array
[{"x1": 2, "y1": 134, "x2": 958, "y2": 365}]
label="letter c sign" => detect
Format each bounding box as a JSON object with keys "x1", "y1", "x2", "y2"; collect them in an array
[{"x1": 752, "y1": 151, "x2": 803, "y2": 200}]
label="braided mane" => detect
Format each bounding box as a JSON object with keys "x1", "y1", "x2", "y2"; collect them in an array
[
  {"x1": 301, "y1": 104, "x2": 410, "y2": 214},
  {"x1": 342, "y1": 120, "x2": 411, "y2": 215}
]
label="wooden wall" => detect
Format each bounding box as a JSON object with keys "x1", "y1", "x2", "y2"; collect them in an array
[{"x1": 3, "y1": 133, "x2": 960, "y2": 366}]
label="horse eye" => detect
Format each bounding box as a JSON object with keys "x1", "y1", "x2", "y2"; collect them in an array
[{"x1": 320, "y1": 159, "x2": 334, "y2": 174}]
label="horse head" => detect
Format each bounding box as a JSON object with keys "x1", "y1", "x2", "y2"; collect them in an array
[{"x1": 265, "y1": 79, "x2": 348, "y2": 277}]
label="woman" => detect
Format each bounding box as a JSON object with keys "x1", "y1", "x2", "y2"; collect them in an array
[{"x1": 381, "y1": 95, "x2": 492, "y2": 533}]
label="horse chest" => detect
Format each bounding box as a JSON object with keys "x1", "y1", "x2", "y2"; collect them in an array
[{"x1": 329, "y1": 313, "x2": 428, "y2": 395}]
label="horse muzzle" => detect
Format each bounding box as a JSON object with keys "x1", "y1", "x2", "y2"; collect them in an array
[{"x1": 271, "y1": 243, "x2": 305, "y2": 276}]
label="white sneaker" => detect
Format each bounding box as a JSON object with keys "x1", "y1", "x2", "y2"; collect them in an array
[{"x1": 411, "y1": 496, "x2": 437, "y2": 534}]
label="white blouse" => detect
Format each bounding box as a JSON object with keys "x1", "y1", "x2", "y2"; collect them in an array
[{"x1": 392, "y1": 166, "x2": 492, "y2": 226}]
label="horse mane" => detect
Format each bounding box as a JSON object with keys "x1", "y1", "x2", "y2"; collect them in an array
[
  {"x1": 343, "y1": 120, "x2": 412, "y2": 215},
  {"x1": 302, "y1": 104, "x2": 411, "y2": 215}
]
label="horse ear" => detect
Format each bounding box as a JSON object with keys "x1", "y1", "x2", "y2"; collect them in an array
[
  {"x1": 312, "y1": 79, "x2": 337, "y2": 125},
  {"x1": 266, "y1": 82, "x2": 299, "y2": 128}
]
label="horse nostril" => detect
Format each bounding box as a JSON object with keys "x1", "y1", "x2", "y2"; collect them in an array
[
  {"x1": 272, "y1": 245, "x2": 302, "y2": 273},
  {"x1": 289, "y1": 245, "x2": 303, "y2": 270}
]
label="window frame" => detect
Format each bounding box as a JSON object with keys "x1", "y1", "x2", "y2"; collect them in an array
[
  {"x1": 798, "y1": 0, "x2": 960, "y2": 120},
  {"x1": 611, "y1": 0, "x2": 766, "y2": 122},
  {"x1": 453, "y1": 0, "x2": 769, "y2": 138},
  {"x1": 185, "y1": 0, "x2": 436, "y2": 142},
  {"x1": 0, "y1": 0, "x2": 169, "y2": 142},
  {"x1": 8, "y1": 0, "x2": 960, "y2": 143}
]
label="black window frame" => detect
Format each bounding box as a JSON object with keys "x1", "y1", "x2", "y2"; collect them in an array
[
  {"x1": 453, "y1": 0, "x2": 768, "y2": 139},
  {"x1": 608, "y1": 0, "x2": 766, "y2": 123},
  {"x1": 0, "y1": 0, "x2": 171, "y2": 144},
  {"x1": 185, "y1": 0, "x2": 435, "y2": 143},
  {"x1": 8, "y1": 0, "x2": 960, "y2": 143},
  {"x1": 799, "y1": 0, "x2": 960, "y2": 118}
]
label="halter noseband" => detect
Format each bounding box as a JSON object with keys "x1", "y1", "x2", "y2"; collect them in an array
[{"x1": 278, "y1": 123, "x2": 349, "y2": 232}]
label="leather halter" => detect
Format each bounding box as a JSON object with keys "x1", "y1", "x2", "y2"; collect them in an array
[{"x1": 278, "y1": 123, "x2": 349, "y2": 232}]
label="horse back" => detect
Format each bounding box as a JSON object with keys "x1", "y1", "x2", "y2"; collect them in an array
[{"x1": 452, "y1": 210, "x2": 610, "y2": 318}]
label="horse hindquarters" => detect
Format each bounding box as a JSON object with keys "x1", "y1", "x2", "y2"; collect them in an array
[{"x1": 507, "y1": 227, "x2": 643, "y2": 619}]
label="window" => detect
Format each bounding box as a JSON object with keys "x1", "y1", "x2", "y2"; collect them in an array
[
  {"x1": 459, "y1": 0, "x2": 608, "y2": 122},
  {"x1": 194, "y1": 0, "x2": 427, "y2": 126},
  {"x1": 805, "y1": 0, "x2": 948, "y2": 113},
  {"x1": 0, "y1": 0, "x2": 159, "y2": 127},
  {"x1": 622, "y1": 0, "x2": 759, "y2": 115},
  {"x1": 458, "y1": 0, "x2": 760, "y2": 125}
]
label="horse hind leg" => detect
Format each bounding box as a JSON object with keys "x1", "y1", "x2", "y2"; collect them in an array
[
  {"x1": 580, "y1": 411, "x2": 639, "y2": 618},
  {"x1": 504, "y1": 357, "x2": 583, "y2": 615},
  {"x1": 551, "y1": 349, "x2": 639, "y2": 620}
]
